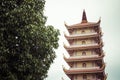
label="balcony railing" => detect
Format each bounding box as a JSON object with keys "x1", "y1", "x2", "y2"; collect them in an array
[
  {"x1": 71, "y1": 32, "x2": 97, "y2": 37},
  {"x1": 63, "y1": 64, "x2": 105, "y2": 74},
  {"x1": 70, "y1": 43, "x2": 98, "y2": 47},
  {"x1": 74, "y1": 78, "x2": 101, "y2": 80},
  {"x1": 64, "y1": 55, "x2": 105, "y2": 65},
  {"x1": 70, "y1": 55, "x2": 99, "y2": 58},
  {"x1": 64, "y1": 43, "x2": 102, "y2": 51},
  {"x1": 70, "y1": 67, "x2": 100, "y2": 70},
  {"x1": 65, "y1": 32, "x2": 99, "y2": 40}
]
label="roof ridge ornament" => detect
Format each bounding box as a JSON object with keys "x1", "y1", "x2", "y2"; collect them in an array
[
  {"x1": 97, "y1": 17, "x2": 101, "y2": 23},
  {"x1": 64, "y1": 21, "x2": 69, "y2": 27},
  {"x1": 81, "y1": 10, "x2": 88, "y2": 23}
]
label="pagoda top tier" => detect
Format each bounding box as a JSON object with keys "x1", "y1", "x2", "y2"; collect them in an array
[{"x1": 64, "y1": 10, "x2": 101, "y2": 29}]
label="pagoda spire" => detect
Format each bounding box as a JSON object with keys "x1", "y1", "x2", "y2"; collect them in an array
[{"x1": 81, "y1": 10, "x2": 88, "y2": 23}]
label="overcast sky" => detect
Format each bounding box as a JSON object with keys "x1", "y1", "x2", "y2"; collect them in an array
[{"x1": 45, "y1": 0, "x2": 120, "y2": 80}]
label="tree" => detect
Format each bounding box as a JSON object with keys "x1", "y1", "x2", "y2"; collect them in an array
[{"x1": 0, "y1": 0, "x2": 60, "y2": 80}]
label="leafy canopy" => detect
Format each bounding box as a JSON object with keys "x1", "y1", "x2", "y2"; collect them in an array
[{"x1": 0, "y1": 0, "x2": 60, "y2": 80}]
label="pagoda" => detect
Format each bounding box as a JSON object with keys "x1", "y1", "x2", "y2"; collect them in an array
[{"x1": 63, "y1": 10, "x2": 107, "y2": 80}]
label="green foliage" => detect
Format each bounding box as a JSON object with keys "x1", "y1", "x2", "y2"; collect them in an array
[{"x1": 0, "y1": 0, "x2": 60, "y2": 80}]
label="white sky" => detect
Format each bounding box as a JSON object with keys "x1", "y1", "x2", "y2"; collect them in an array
[{"x1": 45, "y1": 0, "x2": 120, "y2": 80}]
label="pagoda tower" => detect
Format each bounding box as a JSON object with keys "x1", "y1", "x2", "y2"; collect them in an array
[{"x1": 63, "y1": 10, "x2": 107, "y2": 80}]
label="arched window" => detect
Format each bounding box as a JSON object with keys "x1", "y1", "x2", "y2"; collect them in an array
[
  {"x1": 81, "y1": 30, "x2": 85, "y2": 34},
  {"x1": 82, "y1": 63, "x2": 86, "y2": 67},
  {"x1": 70, "y1": 64, "x2": 73, "y2": 68},
  {"x1": 74, "y1": 29, "x2": 77, "y2": 34},
  {"x1": 92, "y1": 62, "x2": 95, "y2": 67},
  {"x1": 82, "y1": 51, "x2": 86, "y2": 56},
  {"x1": 74, "y1": 62, "x2": 77, "y2": 68},
  {"x1": 92, "y1": 74, "x2": 96, "y2": 79},
  {"x1": 82, "y1": 40, "x2": 86, "y2": 45},
  {"x1": 74, "y1": 51, "x2": 77, "y2": 56},
  {"x1": 83, "y1": 75, "x2": 87, "y2": 80},
  {"x1": 91, "y1": 51, "x2": 94, "y2": 55},
  {"x1": 74, "y1": 75, "x2": 77, "y2": 80}
]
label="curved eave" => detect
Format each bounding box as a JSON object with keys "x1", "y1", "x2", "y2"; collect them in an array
[
  {"x1": 104, "y1": 73, "x2": 107, "y2": 80},
  {"x1": 64, "y1": 33, "x2": 99, "y2": 40},
  {"x1": 63, "y1": 64, "x2": 105, "y2": 75},
  {"x1": 64, "y1": 54, "x2": 104, "y2": 62},
  {"x1": 64, "y1": 68, "x2": 104, "y2": 75},
  {"x1": 65, "y1": 21, "x2": 100, "y2": 30},
  {"x1": 66, "y1": 71, "x2": 107, "y2": 80},
  {"x1": 64, "y1": 44, "x2": 103, "y2": 51},
  {"x1": 66, "y1": 72, "x2": 106, "y2": 80}
]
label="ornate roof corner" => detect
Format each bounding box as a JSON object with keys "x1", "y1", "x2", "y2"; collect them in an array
[
  {"x1": 101, "y1": 63, "x2": 106, "y2": 70},
  {"x1": 63, "y1": 42, "x2": 68, "y2": 48},
  {"x1": 105, "y1": 73, "x2": 108, "y2": 80},
  {"x1": 64, "y1": 21, "x2": 69, "y2": 28},
  {"x1": 62, "y1": 65, "x2": 66, "y2": 71},
  {"x1": 63, "y1": 31, "x2": 67, "y2": 37},
  {"x1": 63, "y1": 53, "x2": 66, "y2": 59},
  {"x1": 97, "y1": 17, "x2": 101, "y2": 24}
]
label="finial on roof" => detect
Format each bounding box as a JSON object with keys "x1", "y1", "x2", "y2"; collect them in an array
[{"x1": 81, "y1": 9, "x2": 88, "y2": 23}]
